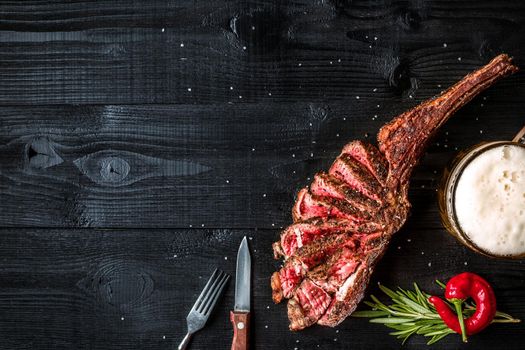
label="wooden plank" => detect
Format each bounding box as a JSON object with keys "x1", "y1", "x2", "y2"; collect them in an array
[
  {"x1": 0, "y1": 0, "x2": 523, "y2": 104},
  {"x1": 1, "y1": 101, "x2": 523, "y2": 228},
  {"x1": 0, "y1": 227, "x2": 522, "y2": 350}
]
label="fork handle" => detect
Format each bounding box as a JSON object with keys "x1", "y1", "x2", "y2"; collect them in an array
[
  {"x1": 230, "y1": 311, "x2": 250, "y2": 350},
  {"x1": 178, "y1": 332, "x2": 193, "y2": 350}
]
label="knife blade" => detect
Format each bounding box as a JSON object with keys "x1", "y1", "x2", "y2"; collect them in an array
[{"x1": 230, "y1": 236, "x2": 251, "y2": 350}]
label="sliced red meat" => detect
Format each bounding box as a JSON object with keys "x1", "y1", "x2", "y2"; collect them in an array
[
  {"x1": 271, "y1": 234, "x2": 360, "y2": 303},
  {"x1": 316, "y1": 262, "x2": 370, "y2": 327},
  {"x1": 274, "y1": 218, "x2": 383, "y2": 259},
  {"x1": 288, "y1": 279, "x2": 332, "y2": 331},
  {"x1": 308, "y1": 248, "x2": 361, "y2": 294},
  {"x1": 271, "y1": 258, "x2": 307, "y2": 303},
  {"x1": 329, "y1": 154, "x2": 383, "y2": 202},
  {"x1": 310, "y1": 172, "x2": 380, "y2": 212},
  {"x1": 341, "y1": 140, "x2": 388, "y2": 185},
  {"x1": 292, "y1": 188, "x2": 371, "y2": 223}
]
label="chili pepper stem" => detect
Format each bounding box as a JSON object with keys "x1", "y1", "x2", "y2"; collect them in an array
[{"x1": 452, "y1": 299, "x2": 468, "y2": 342}]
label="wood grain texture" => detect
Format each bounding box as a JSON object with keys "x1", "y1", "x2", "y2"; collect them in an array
[
  {"x1": 0, "y1": 0, "x2": 524, "y2": 349},
  {"x1": 0, "y1": 101, "x2": 523, "y2": 227},
  {"x1": 0, "y1": 0, "x2": 524, "y2": 105},
  {"x1": 0, "y1": 228, "x2": 522, "y2": 350}
]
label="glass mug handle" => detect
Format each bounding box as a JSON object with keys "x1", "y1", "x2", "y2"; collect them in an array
[{"x1": 513, "y1": 125, "x2": 525, "y2": 144}]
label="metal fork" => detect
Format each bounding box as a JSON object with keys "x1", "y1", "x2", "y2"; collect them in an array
[{"x1": 178, "y1": 269, "x2": 230, "y2": 350}]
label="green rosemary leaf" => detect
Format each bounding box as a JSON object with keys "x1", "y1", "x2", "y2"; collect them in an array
[
  {"x1": 369, "y1": 317, "x2": 417, "y2": 324},
  {"x1": 352, "y1": 310, "x2": 389, "y2": 318},
  {"x1": 435, "y1": 280, "x2": 447, "y2": 289},
  {"x1": 379, "y1": 284, "x2": 401, "y2": 300},
  {"x1": 427, "y1": 331, "x2": 452, "y2": 345}
]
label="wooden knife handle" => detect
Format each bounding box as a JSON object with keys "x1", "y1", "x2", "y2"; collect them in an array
[{"x1": 230, "y1": 310, "x2": 250, "y2": 350}]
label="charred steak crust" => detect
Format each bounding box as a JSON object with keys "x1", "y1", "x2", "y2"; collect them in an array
[{"x1": 271, "y1": 54, "x2": 518, "y2": 330}]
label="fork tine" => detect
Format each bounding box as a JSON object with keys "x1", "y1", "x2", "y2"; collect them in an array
[
  {"x1": 196, "y1": 270, "x2": 225, "y2": 313},
  {"x1": 190, "y1": 268, "x2": 219, "y2": 312},
  {"x1": 202, "y1": 273, "x2": 230, "y2": 316}
]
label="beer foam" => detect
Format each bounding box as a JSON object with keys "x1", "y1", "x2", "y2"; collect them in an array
[{"x1": 454, "y1": 145, "x2": 525, "y2": 256}]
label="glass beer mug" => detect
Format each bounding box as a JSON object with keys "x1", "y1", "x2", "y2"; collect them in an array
[{"x1": 438, "y1": 126, "x2": 525, "y2": 259}]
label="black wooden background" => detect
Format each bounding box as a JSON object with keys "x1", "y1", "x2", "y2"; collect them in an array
[{"x1": 0, "y1": 1, "x2": 524, "y2": 349}]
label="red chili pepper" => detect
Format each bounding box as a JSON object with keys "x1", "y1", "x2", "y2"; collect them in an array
[{"x1": 428, "y1": 272, "x2": 497, "y2": 342}]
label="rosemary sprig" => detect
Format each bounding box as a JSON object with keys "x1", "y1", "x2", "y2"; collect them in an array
[{"x1": 352, "y1": 282, "x2": 521, "y2": 345}]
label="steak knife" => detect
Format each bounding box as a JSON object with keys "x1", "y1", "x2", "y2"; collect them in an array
[{"x1": 230, "y1": 236, "x2": 251, "y2": 350}]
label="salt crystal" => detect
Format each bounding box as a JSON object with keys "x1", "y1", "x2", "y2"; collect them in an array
[
  {"x1": 161, "y1": 28, "x2": 165, "y2": 32},
  {"x1": 224, "y1": 256, "x2": 228, "y2": 260},
  {"x1": 242, "y1": 46, "x2": 247, "y2": 50},
  {"x1": 187, "y1": 88, "x2": 192, "y2": 92},
  {"x1": 458, "y1": 57, "x2": 462, "y2": 61},
  {"x1": 180, "y1": 43, "x2": 184, "y2": 47},
  {"x1": 121, "y1": 317, "x2": 125, "y2": 321},
  {"x1": 428, "y1": 262, "x2": 432, "y2": 267},
  {"x1": 356, "y1": 96, "x2": 360, "y2": 99},
  {"x1": 443, "y1": 43, "x2": 447, "y2": 48}
]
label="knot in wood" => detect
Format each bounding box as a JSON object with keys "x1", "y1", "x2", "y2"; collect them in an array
[{"x1": 99, "y1": 157, "x2": 130, "y2": 183}]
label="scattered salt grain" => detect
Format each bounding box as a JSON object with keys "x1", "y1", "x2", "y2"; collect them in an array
[
  {"x1": 292, "y1": 154, "x2": 295, "y2": 157},
  {"x1": 239, "y1": 95, "x2": 242, "y2": 99},
  {"x1": 443, "y1": 43, "x2": 447, "y2": 48},
  {"x1": 187, "y1": 88, "x2": 192, "y2": 92},
  {"x1": 180, "y1": 43, "x2": 184, "y2": 47},
  {"x1": 230, "y1": 86, "x2": 234, "y2": 90},
  {"x1": 263, "y1": 194, "x2": 267, "y2": 197},
  {"x1": 464, "y1": 261, "x2": 468, "y2": 265},
  {"x1": 242, "y1": 46, "x2": 247, "y2": 50},
  {"x1": 298, "y1": 63, "x2": 302, "y2": 67},
  {"x1": 373, "y1": 88, "x2": 377, "y2": 92},
  {"x1": 374, "y1": 36, "x2": 378, "y2": 41},
  {"x1": 224, "y1": 256, "x2": 228, "y2": 260},
  {"x1": 310, "y1": 153, "x2": 314, "y2": 157},
  {"x1": 428, "y1": 262, "x2": 432, "y2": 267},
  {"x1": 421, "y1": 251, "x2": 425, "y2": 255},
  {"x1": 356, "y1": 96, "x2": 360, "y2": 99},
  {"x1": 268, "y1": 92, "x2": 272, "y2": 96},
  {"x1": 173, "y1": 254, "x2": 177, "y2": 258},
  {"x1": 161, "y1": 28, "x2": 165, "y2": 32},
  {"x1": 265, "y1": 325, "x2": 268, "y2": 328},
  {"x1": 458, "y1": 57, "x2": 462, "y2": 61},
  {"x1": 226, "y1": 180, "x2": 229, "y2": 183},
  {"x1": 338, "y1": 59, "x2": 341, "y2": 63},
  {"x1": 336, "y1": 134, "x2": 340, "y2": 137},
  {"x1": 480, "y1": 130, "x2": 483, "y2": 134},
  {"x1": 397, "y1": 246, "x2": 401, "y2": 250},
  {"x1": 201, "y1": 224, "x2": 205, "y2": 227},
  {"x1": 407, "y1": 238, "x2": 411, "y2": 242},
  {"x1": 163, "y1": 336, "x2": 166, "y2": 339},
  {"x1": 121, "y1": 317, "x2": 125, "y2": 321}
]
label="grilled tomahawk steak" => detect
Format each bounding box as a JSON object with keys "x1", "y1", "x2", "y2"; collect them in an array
[{"x1": 271, "y1": 54, "x2": 518, "y2": 330}]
